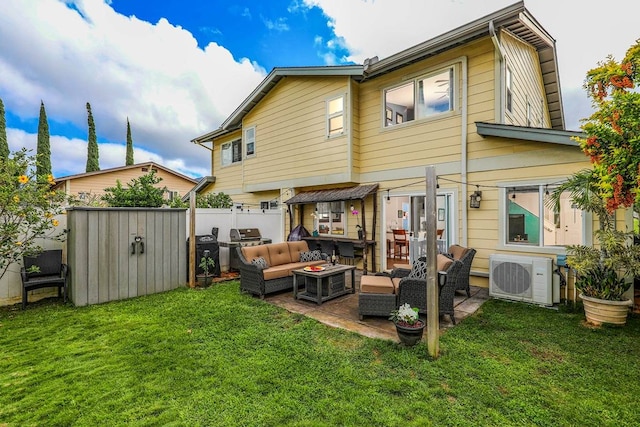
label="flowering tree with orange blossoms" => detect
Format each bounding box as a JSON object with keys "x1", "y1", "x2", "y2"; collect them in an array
[
  {"x1": 0, "y1": 149, "x2": 67, "y2": 281},
  {"x1": 579, "y1": 39, "x2": 640, "y2": 212}
]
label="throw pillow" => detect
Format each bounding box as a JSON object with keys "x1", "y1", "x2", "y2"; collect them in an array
[
  {"x1": 408, "y1": 257, "x2": 428, "y2": 279},
  {"x1": 300, "y1": 250, "x2": 323, "y2": 262},
  {"x1": 251, "y1": 256, "x2": 268, "y2": 269}
]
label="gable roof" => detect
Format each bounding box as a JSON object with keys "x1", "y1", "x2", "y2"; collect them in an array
[
  {"x1": 192, "y1": 1, "x2": 564, "y2": 145},
  {"x1": 53, "y1": 162, "x2": 198, "y2": 185}
]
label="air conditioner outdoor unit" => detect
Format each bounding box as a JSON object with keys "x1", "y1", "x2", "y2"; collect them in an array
[{"x1": 489, "y1": 254, "x2": 553, "y2": 306}]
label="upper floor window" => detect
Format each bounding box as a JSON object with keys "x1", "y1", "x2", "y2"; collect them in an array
[
  {"x1": 327, "y1": 95, "x2": 344, "y2": 137},
  {"x1": 315, "y1": 201, "x2": 345, "y2": 236},
  {"x1": 244, "y1": 126, "x2": 256, "y2": 157},
  {"x1": 384, "y1": 66, "x2": 454, "y2": 127},
  {"x1": 506, "y1": 185, "x2": 584, "y2": 247},
  {"x1": 221, "y1": 139, "x2": 242, "y2": 166},
  {"x1": 506, "y1": 67, "x2": 513, "y2": 113}
]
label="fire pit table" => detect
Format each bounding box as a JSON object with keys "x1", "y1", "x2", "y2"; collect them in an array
[{"x1": 292, "y1": 264, "x2": 356, "y2": 305}]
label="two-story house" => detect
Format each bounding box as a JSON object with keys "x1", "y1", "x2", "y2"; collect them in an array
[{"x1": 191, "y1": 2, "x2": 596, "y2": 295}]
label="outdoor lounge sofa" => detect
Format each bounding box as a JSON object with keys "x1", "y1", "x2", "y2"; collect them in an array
[{"x1": 236, "y1": 241, "x2": 327, "y2": 298}]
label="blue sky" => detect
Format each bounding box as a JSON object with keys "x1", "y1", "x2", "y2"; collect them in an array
[{"x1": 1, "y1": 0, "x2": 638, "y2": 179}]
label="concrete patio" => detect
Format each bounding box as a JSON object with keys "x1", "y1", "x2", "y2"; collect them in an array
[{"x1": 264, "y1": 269, "x2": 490, "y2": 343}]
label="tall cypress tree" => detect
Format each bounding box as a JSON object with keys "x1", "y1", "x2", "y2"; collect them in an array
[
  {"x1": 0, "y1": 98, "x2": 8, "y2": 161},
  {"x1": 126, "y1": 117, "x2": 134, "y2": 165},
  {"x1": 36, "y1": 100, "x2": 52, "y2": 178},
  {"x1": 85, "y1": 102, "x2": 100, "y2": 172}
]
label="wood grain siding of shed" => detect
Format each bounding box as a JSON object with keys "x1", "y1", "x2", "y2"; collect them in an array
[
  {"x1": 241, "y1": 76, "x2": 350, "y2": 185},
  {"x1": 501, "y1": 30, "x2": 550, "y2": 129},
  {"x1": 68, "y1": 208, "x2": 186, "y2": 306}
]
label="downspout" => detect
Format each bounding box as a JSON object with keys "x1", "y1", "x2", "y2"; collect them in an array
[
  {"x1": 460, "y1": 55, "x2": 469, "y2": 247},
  {"x1": 489, "y1": 20, "x2": 506, "y2": 122}
]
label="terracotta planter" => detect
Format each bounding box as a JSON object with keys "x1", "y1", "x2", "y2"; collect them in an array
[
  {"x1": 395, "y1": 320, "x2": 425, "y2": 346},
  {"x1": 580, "y1": 293, "x2": 632, "y2": 326}
]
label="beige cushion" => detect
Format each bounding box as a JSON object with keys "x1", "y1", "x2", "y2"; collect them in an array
[
  {"x1": 242, "y1": 245, "x2": 272, "y2": 266},
  {"x1": 393, "y1": 263, "x2": 411, "y2": 270},
  {"x1": 449, "y1": 244, "x2": 469, "y2": 260},
  {"x1": 262, "y1": 265, "x2": 291, "y2": 281},
  {"x1": 360, "y1": 275, "x2": 395, "y2": 294},
  {"x1": 267, "y1": 243, "x2": 292, "y2": 266},
  {"x1": 287, "y1": 241, "x2": 310, "y2": 262},
  {"x1": 437, "y1": 254, "x2": 453, "y2": 272}
]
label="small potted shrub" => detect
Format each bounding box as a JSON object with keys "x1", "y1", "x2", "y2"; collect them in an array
[
  {"x1": 197, "y1": 250, "x2": 216, "y2": 287},
  {"x1": 389, "y1": 303, "x2": 425, "y2": 346}
]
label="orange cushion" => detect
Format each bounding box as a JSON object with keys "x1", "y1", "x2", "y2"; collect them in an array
[
  {"x1": 437, "y1": 254, "x2": 453, "y2": 272},
  {"x1": 449, "y1": 244, "x2": 469, "y2": 260},
  {"x1": 267, "y1": 243, "x2": 292, "y2": 266},
  {"x1": 242, "y1": 245, "x2": 272, "y2": 266},
  {"x1": 287, "y1": 241, "x2": 310, "y2": 262},
  {"x1": 360, "y1": 275, "x2": 395, "y2": 294}
]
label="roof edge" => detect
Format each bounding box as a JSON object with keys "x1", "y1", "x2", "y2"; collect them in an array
[{"x1": 475, "y1": 122, "x2": 584, "y2": 146}]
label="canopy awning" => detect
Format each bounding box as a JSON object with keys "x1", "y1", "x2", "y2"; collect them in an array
[{"x1": 285, "y1": 184, "x2": 379, "y2": 205}]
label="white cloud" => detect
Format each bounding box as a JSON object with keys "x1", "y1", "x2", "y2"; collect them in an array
[{"x1": 0, "y1": 0, "x2": 266, "y2": 177}]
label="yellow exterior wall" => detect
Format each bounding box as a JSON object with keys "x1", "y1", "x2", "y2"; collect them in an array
[{"x1": 241, "y1": 76, "x2": 351, "y2": 189}]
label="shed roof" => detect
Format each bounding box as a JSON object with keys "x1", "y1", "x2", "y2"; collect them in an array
[{"x1": 285, "y1": 184, "x2": 379, "y2": 205}]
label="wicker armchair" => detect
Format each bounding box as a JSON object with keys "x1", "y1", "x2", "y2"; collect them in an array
[
  {"x1": 447, "y1": 245, "x2": 476, "y2": 297},
  {"x1": 397, "y1": 255, "x2": 463, "y2": 324}
]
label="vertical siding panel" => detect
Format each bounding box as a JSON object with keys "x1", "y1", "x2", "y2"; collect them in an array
[
  {"x1": 177, "y1": 211, "x2": 187, "y2": 288},
  {"x1": 154, "y1": 211, "x2": 165, "y2": 292},
  {"x1": 118, "y1": 211, "x2": 130, "y2": 300},
  {"x1": 145, "y1": 211, "x2": 157, "y2": 294},
  {"x1": 108, "y1": 211, "x2": 119, "y2": 301},
  {"x1": 162, "y1": 213, "x2": 171, "y2": 291},
  {"x1": 70, "y1": 210, "x2": 88, "y2": 306},
  {"x1": 97, "y1": 211, "x2": 109, "y2": 303},
  {"x1": 87, "y1": 211, "x2": 100, "y2": 305},
  {"x1": 136, "y1": 211, "x2": 147, "y2": 296},
  {"x1": 128, "y1": 211, "x2": 138, "y2": 298}
]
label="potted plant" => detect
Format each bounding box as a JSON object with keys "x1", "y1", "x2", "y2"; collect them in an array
[
  {"x1": 389, "y1": 303, "x2": 425, "y2": 346},
  {"x1": 197, "y1": 250, "x2": 216, "y2": 287},
  {"x1": 566, "y1": 229, "x2": 640, "y2": 326}
]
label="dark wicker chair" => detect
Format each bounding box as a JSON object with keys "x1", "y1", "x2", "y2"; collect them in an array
[
  {"x1": 447, "y1": 245, "x2": 476, "y2": 297},
  {"x1": 357, "y1": 267, "x2": 409, "y2": 320},
  {"x1": 21, "y1": 249, "x2": 68, "y2": 309},
  {"x1": 396, "y1": 256, "x2": 463, "y2": 325}
]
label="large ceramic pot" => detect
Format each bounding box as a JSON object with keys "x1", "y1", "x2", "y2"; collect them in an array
[
  {"x1": 395, "y1": 320, "x2": 425, "y2": 346},
  {"x1": 580, "y1": 293, "x2": 632, "y2": 326}
]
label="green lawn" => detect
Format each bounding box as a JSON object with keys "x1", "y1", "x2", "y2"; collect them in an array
[{"x1": 1, "y1": 282, "x2": 639, "y2": 426}]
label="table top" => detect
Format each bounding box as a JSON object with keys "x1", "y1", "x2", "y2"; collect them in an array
[{"x1": 292, "y1": 263, "x2": 355, "y2": 277}]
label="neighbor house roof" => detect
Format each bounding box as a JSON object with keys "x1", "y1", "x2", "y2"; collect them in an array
[
  {"x1": 192, "y1": 1, "x2": 565, "y2": 146},
  {"x1": 53, "y1": 162, "x2": 198, "y2": 186}
]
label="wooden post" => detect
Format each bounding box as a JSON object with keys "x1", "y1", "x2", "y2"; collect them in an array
[
  {"x1": 425, "y1": 166, "x2": 439, "y2": 358},
  {"x1": 188, "y1": 190, "x2": 196, "y2": 288}
]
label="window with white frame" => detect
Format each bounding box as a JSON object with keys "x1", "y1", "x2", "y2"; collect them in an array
[
  {"x1": 384, "y1": 67, "x2": 454, "y2": 127},
  {"x1": 221, "y1": 139, "x2": 242, "y2": 166},
  {"x1": 506, "y1": 67, "x2": 513, "y2": 113},
  {"x1": 327, "y1": 95, "x2": 344, "y2": 137},
  {"x1": 244, "y1": 126, "x2": 255, "y2": 157},
  {"x1": 506, "y1": 185, "x2": 584, "y2": 247},
  {"x1": 260, "y1": 200, "x2": 278, "y2": 210},
  {"x1": 315, "y1": 201, "x2": 345, "y2": 235}
]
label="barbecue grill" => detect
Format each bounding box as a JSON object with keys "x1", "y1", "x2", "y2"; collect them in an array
[{"x1": 219, "y1": 228, "x2": 272, "y2": 271}]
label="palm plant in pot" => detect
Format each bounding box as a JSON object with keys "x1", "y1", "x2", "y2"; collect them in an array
[{"x1": 389, "y1": 303, "x2": 425, "y2": 346}]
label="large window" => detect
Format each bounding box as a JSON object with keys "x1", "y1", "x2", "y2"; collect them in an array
[
  {"x1": 315, "y1": 202, "x2": 345, "y2": 235},
  {"x1": 384, "y1": 67, "x2": 454, "y2": 127},
  {"x1": 244, "y1": 126, "x2": 255, "y2": 157},
  {"x1": 221, "y1": 139, "x2": 242, "y2": 166},
  {"x1": 327, "y1": 95, "x2": 344, "y2": 137},
  {"x1": 506, "y1": 185, "x2": 584, "y2": 247}
]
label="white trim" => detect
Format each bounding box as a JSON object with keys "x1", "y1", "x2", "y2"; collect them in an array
[
  {"x1": 244, "y1": 126, "x2": 256, "y2": 158},
  {"x1": 326, "y1": 93, "x2": 346, "y2": 138}
]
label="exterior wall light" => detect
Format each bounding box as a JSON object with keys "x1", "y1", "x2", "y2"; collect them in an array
[{"x1": 469, "y1": 190, "x2": 482, "y2": 209}]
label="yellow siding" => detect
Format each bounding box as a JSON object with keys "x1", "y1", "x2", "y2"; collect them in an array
[
  {"x1": 211, "y1": 130, "x2": 244, "y2": 196},
  {"x1": 502, "y1": 30, "x2": 550, "y2": 128},
  {"x1": 241, "y1": 76, "x2": 351, "y2": 187}
]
